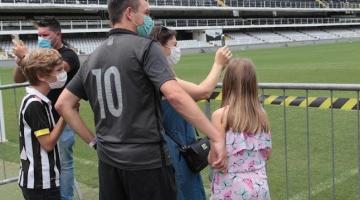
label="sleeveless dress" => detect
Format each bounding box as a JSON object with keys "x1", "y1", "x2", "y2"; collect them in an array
[
  {"x1": 211, "y1": 130, "x2": 272, "y2": 200},
  {"x1": 161, "y1": 100, "x2": 206, "y2": 200}
]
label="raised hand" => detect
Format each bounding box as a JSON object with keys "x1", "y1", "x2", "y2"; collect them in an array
[
  {"x1": 12, "y1": 39, "x2": 28, "y2": 59},
  {"x1": 214, "y1": 46, "x2": 232, "y2": 69}
]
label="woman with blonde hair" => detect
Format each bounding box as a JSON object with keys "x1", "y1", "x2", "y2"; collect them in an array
[{"x1": 210, "y1": 58, "x2": 272, "y2": 200}]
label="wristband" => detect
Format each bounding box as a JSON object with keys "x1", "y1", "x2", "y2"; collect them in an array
[{"x1": 89, "y1": 137, "x2": 97, "y2": 150}]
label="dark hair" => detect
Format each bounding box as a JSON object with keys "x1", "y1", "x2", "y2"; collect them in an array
[
  {"x1": 108, "y1": 0, "x2": 140, "y2": 25},
  {"x1": 149, "y1": 26, "x2": 177, "y2": 46},
  {"x1": 35, "y1": 17, "x2": 61, "y2": 33}
]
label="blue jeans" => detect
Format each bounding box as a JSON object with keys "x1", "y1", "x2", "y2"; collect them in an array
[
  {"x1": 161, "y1": 101, "x2": 206, "y2": 200},
  {"x1": 59, "y1": 125, "x2": 75, "y2": 200}
]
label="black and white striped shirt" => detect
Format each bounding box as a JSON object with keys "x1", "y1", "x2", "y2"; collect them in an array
[{"x1": 18, "y1": 87, "x2": 60, "y2": 189}]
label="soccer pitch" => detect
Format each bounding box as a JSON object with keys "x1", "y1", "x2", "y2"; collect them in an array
[{"x1": 1, "y1": 41, "x2": 360, "y2": 199}]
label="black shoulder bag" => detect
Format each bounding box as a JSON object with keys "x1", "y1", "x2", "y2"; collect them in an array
[{"x1": 165, "y1": 130, "x2": 210, "y2": 172}]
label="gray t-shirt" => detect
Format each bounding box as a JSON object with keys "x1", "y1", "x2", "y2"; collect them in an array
[{"x1": 67, "y1": 28, "x2": 175, "y2": 170}]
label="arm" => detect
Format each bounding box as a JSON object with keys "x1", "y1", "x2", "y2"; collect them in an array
[
  {"x1": 61, "y1": 60, "x2": 71, "y2": 72},
  {"x1": 161, "y1": 80, "x2": 227, "y2": 171},
  {"x1": 37, "y1": 118, "x2": 66, "y2": 152},
  {"x1": 262, "y1": 131, "x2": 272, "y2": 160},
  {"x1": 209, "y1": 107, "x2": 227, "y2": 165},
  {"x1": 176, "y1": 46, "x2": 232, "y2": 101},
  {"x1": 55, "y1": 89, "x2": 95, "y2": 144},
  {"x1": 12, "y1": 39, "x2": 28, "y2": 83}
]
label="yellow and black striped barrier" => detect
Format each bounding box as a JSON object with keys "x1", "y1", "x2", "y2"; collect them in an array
[{"x1": 207, "y1": 92, "x2": 360, "y2": 111}]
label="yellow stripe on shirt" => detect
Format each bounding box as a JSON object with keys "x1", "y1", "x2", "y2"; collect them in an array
[{"x1": 34, "y1": 128, "x2": 50, "y2": 137}]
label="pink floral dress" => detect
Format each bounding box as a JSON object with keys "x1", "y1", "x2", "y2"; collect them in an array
[{"x1": 211, "y1": 130, "x2": 272, "y2": 200}]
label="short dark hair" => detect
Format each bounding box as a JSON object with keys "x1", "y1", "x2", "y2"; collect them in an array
[
  {"x1": 149, "y1": 26, "x2": 177, "y2": 46},
  {"x1": 35, "y1": 17, "x2": 61, "y2": 33},
  {"x1": 108, "y1": 0, "x2": 140, "y2": 25}
]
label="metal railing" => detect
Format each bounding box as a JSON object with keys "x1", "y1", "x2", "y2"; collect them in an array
[
  {"x1": 161, "y1": 17, "x2": 360, "y2": 28},
  {"x1": 0, "y1": 20, "x2": 111, "y2": 32},
  {"x1": 149, "y1": 0, "x2": 323, "y2": 8},
  {"x1": 1, "y1": 82, "x2": 360, "y2": 199},
  {"x1": 2, "y1": 17, "x2": 360, "y2": 33},
  {"x1": 204, "y1": 83, "x2": 360, "y2": 199},
  {"x1": 2, "y1": 0, "x2": 360, "y2": 10}
]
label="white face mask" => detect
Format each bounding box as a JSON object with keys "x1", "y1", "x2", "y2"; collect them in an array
[
  {"x1": 47, "y1": 71, "x2": 67, "y2": 89},
  {"x1": 167, "y1": 46, "x2": 181, "y2": 66}
]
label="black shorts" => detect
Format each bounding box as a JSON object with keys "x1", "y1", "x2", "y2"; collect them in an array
[
  {"x1": 21, "y1": 187, "x2": 60, "y2": 200},
  {"x1": 98, "y1": 160, "x2": 177, "y2": 200}
]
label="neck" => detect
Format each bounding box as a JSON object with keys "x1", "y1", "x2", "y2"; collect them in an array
[
  {"x1": 53, "y1": 39, "x2": 63, "y2": 50},
  {"x1": 113, "y1": 22, "x2": 137, "y2": 33},
  {"x1": 32, "y1": 83, "x2": 50, "y2": 96}
]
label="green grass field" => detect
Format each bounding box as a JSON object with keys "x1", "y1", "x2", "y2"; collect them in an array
[{"x1": 1, "y1": 41, "x2": 360, "y2": 199}]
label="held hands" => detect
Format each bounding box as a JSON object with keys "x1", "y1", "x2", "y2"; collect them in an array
[
  {"x1": 214, "y1": 46, "x2": 232, "y2": 69},
  {"x1": 208, "y1": 139, "x2": 227, "y2": 172},
  {"x1": 12, "y1": 39, "x2": 28, "y2": 60}
]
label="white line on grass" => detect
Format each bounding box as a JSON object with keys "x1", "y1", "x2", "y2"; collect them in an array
[{"x1": 289, "y1": 168, "x2": 357, "y2": 200}]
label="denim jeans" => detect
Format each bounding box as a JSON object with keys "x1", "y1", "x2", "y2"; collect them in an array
[
  {"x1": 59, "y1": 125, "x2": 75, "y2": 200},
  {"x1": 161, "y1": 101, "x2": 206, "y2": 200}
]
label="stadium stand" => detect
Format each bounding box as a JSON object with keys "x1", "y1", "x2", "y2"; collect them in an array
[
  {"x1": 1, "y1": 0, "x2": 360, "y2": 59},
  {"x1": 1, "y1": 27, "x2": 360, "y2": 53},
  {"x1": 0, "y1": 0, "x2": 360, "y2": 9}
]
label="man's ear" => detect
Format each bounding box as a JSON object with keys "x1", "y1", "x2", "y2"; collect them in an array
[{"x1": 124, "y1": 7, "x2": 133, "y2": 21}]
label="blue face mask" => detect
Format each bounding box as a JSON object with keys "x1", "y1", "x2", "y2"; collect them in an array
[
  {"x1": 38, "y1": 36, "x2": 52, "y2": 48},
  {"x1": 136, "y1": 15, "x2": 154, "y2": 37}
]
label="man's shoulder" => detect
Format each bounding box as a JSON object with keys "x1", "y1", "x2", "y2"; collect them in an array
[
  {"x1": 112, "y1": 33, "x2": 154, "y2": 48},
  {"x1": 58, "y1": 46, "x2": 78, "y2": 58}
]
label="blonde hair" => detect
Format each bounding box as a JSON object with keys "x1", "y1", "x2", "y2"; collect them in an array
[
  {"x1": 221, "y1": 58, "x2": 269, "y2": 134},
  {"x1": 21, "y1": 48, "x2": 63, "y2": 85}
]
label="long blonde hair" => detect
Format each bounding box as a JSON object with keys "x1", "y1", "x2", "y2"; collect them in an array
[{"x1": 221, "y1": 58, "x2": 269, "y2": 133}]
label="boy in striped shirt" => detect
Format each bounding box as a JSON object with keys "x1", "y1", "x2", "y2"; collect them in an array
[{"x1": 17, "y1": 48, "x2": 66, "y2": 200}]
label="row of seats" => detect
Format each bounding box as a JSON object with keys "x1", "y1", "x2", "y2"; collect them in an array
[
  {"x1": 0, "y1": 0, "x2": 106, "y2": 4},
  {"x1": 1, "y1": 28, "x2": 360, "y2": 57},
  {"x1": 1, "y1": 0, "x2": 360, "y2": 7}
]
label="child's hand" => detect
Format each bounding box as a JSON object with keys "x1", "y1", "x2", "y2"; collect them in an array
[{"x1": 214, "y1": 46, "x2": 232, "y2": 69}]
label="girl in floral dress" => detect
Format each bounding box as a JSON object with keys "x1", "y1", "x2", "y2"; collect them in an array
[{"x1": 209, "y1": 58, "x2": 272, "y2": 200}]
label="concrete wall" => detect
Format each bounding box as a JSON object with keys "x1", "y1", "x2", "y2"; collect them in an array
[
  {"x1": 181, "y1": 37, "x2": 360, "y2": 54},
  {"x1": 0, "y1": 54, "x2": 89, "y2": 68}
]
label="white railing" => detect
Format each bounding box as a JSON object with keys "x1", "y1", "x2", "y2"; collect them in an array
[
  {"x1": 1, "y1": 0, "x2": 360, "y2": 9},
  {"x1": 0, "y1": 20, "x2": 111, "y2": 32},
  {"x1": 1, "y1": 18, "x2": 360, "y2": 33},
  {"x1": 161, "y1": 17, "x2": 360, "y2": 28}
]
